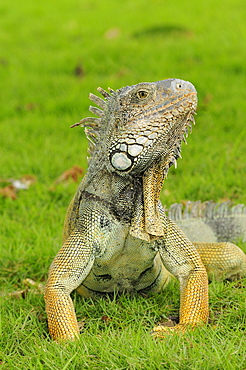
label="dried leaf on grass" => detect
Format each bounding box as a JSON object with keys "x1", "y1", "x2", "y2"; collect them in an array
[
  {"x1": 101, "y1": 315, "x2": 111, "y2": 324},
  {"x1": 23, "y1": 278, "x2": 45, "y2": 293},
  {"x1": 157, "y1": 319, "x2": 176, "y2": 328},
  {"x1": 7, "y1": 289, "x2": 27, "y2": 299},
  {"x1": 5, "y1": 278, "x2": 45, "y2": 299},
  {"x1": 78, "y1": 319, "x2": 86, "y2": 332},
  {"x1": 0, "y1": 175, "x2": 36, "y2": 199},
  {"x1": 155, "y1": 315, "x2": 179, "y2": 328},
  {"x1": 53, "y1": 165, "x2": 84, "y2": 185},
  {"x1": 16, "y1": 174, "x2": 36, "y2": 188},
  {"x1": 0, "y1": 185, "x2": 17, "y2": 200}
]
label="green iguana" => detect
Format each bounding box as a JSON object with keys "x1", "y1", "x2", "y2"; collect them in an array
[{"x1": 45, "y1": 79, "x2": 246, "y2": 341}]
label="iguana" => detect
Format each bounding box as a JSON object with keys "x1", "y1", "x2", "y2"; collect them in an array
[{"x1": 45, "y1": 79, "x2": 246, "y2": 341}]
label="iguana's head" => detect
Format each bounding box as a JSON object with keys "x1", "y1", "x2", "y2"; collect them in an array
[
  {"x1": 73, "y1": 79, "x2": 197, "y2": 240},
  {"x1": 73, "y1": 79, "x2": 197, "y2": 178}
]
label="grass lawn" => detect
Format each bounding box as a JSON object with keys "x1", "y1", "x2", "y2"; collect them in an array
[{"x1": 1, "y1": 0, "x2": 246, "y2": 369}]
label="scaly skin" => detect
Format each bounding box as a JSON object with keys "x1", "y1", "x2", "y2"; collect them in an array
[
  {"x1": 45, "y1": 79, "x2": 246, "y2": 341},
  {"x1": 168, "y1": 201, "x2": 246, "y2": 243}
]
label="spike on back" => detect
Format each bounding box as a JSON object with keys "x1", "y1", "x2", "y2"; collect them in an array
[
  {"x1": 108, "y1": 87, "x2": 116, "y2": 95},
  {"x1": 89, "y1": 105, "x2": 104, "y2": 117},
  {"x1": 97, "y1": 87, "x2": 111, "y2": 98},
  {"x1": 70, "y1": 117, "x2": 101, "y2": 129},
  {"x1": 89, "y1": 93, "x2": 106, "y2": 109},
  {"x1": 71, "y1": 87, "x2": 116, "y2": 158}
]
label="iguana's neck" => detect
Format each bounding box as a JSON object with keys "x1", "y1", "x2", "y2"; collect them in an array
[
  {"x1": 81, "y1": 162, "x2": 141, "y2": 221},
  {"x1": 82, "y1": 155, "x2": 168, "y2": 242}
]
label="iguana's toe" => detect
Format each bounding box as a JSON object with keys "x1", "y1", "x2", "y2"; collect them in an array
[{"x1": 151, "y1": 323, "x2": 191, "y2": 338}]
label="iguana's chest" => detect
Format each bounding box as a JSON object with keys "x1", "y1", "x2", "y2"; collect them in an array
[{"x1": 77, "y1": 225, "x2": 166, "y2": 295}]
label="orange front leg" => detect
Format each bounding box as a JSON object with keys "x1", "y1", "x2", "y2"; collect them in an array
[{"x1": 152, "y1": 217, "x2": 209, "y2": 337}]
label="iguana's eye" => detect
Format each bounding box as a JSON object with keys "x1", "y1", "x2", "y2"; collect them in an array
[
  {"x1": 176, "y1": 83, "x2": 182, "y2": 89},
  {"x1": 136, "y1": 90, "x2": 149, "y2": 99}
]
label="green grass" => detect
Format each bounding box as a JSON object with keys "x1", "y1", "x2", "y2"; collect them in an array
[{"x1": 0, "y1": 0, "x2": 246, "y2": 368}]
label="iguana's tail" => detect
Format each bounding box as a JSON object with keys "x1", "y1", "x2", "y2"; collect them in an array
[{"x1": 168, "y1": 201, "x2": 246, "y2": 243}]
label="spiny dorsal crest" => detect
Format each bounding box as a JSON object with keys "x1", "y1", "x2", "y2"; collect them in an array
[
  {"x1": 168, "y1": 201, "x2": 246, "y2": 221},
  {"x1": 71, "y1": 87, "x2": 115, "y2": 155}
]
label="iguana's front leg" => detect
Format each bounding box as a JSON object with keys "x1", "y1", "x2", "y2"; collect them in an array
[
  {"x1": 152, "y1": 217, "x2": 209, "y2": 337},
  {"x1": 45, "y1": 228, "x2": 95, "y2": 340}
]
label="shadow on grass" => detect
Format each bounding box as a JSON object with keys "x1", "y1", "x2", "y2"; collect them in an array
[{"x1": 133, "y1": 24, "x2": 193, "y2": 38}]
